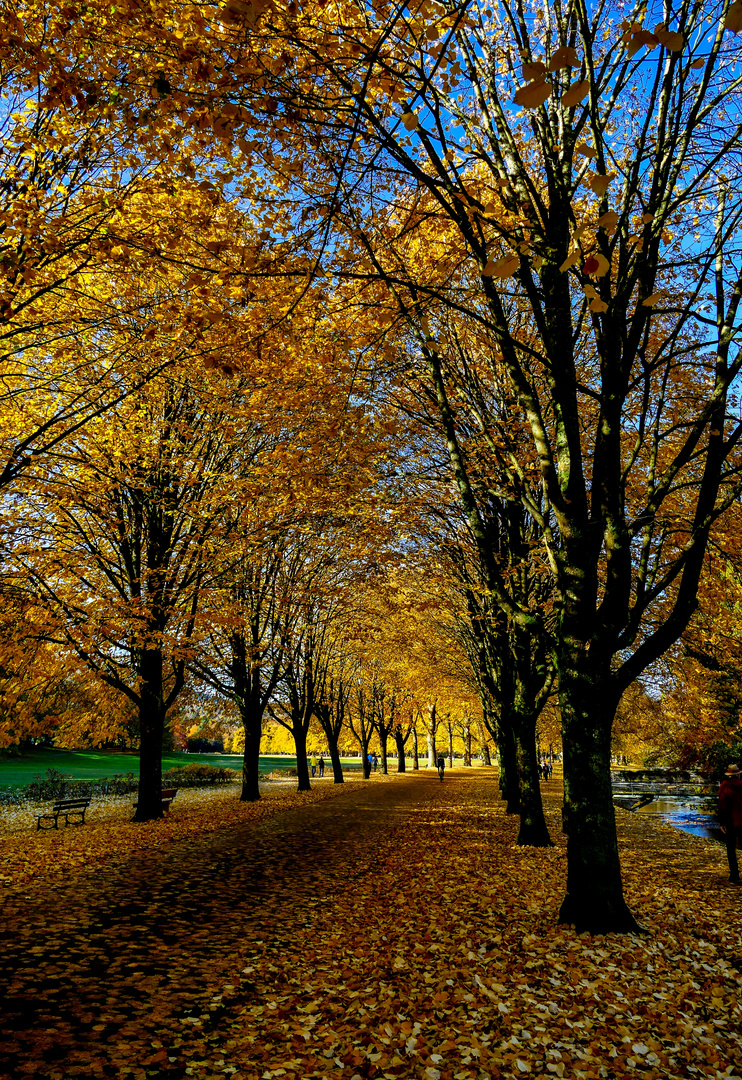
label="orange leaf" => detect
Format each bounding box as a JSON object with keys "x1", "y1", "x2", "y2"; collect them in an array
[
  {"x1": 626, "y1": 28, "x2": 659, "y2": 55},
  {"x1": 588, "y1": 172, "x2": 616, "y2": 196},
  {"x1": 548, "y1": 46, "x2": 579, "y2": 71},
  {"x1": 400, "y1": 111, "x2": 418, "y2": 130},
  {"x1": 583, "y1": 253, "x2": 610, "y2": 276},
  {"x1": 689, "y1": 57, "x2": 705, "y2": 68},
  {"x1": 642, "y1": 292, "x2": 664, "y2": 306},
  {"x1": 522, "y1": 61, "x2": 547, "y2": 80},
  {"x1": 597, "y1": 210, "x2": 619, "y2": 230},
  {"x1": 561, "y1": 79, "x2": 589, "y2": 107},
  {"x1": 514, "y1": 78, "x2": 553, "y2": 108},
  {"x1": 655, "y1": 27, "x2": 685, "y2": 50},
  {"x1": 483, "y1": 255, "x2": 520, "y2": 278},
  {"x1": 575, "y1": 142, "x2": 597, "y2": 158},
  {"x1": 559, "y1": 251, "x2": 581, "y2": 272},
  {"x1": 725, "y1": 2, "x2": 742, "y2": 32}
]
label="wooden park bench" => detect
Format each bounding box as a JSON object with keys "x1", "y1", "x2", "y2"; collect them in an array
[
  {"x1": 132, "y1": 787, "x2": 178, "y2": 817},
  {"x1": 36, "y1": 798, "x2": 90, "y2": 831}
]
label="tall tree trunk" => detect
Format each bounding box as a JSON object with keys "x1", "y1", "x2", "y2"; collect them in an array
[
  {"x1": 395, "y1": 730, "x2": 406, "y2": 772},
  {"x1": 293, "y1": 724, "x2": 311, "y2": 792},
  {"x1": 328, "y1": 741, "x2": 344, "y2": 784},
  {"x1": 447, "y1": 723, "x2": 454, "y2": 767},
  {"x1": 133, "y1": 647, "x2": 164, "y2": 822},
  {"x1": 558, "y1": 649, "x2": 642, "y2": 932},
  {"x1": 240, "y1": 701, "x2": 262, "y2": 801},
  {"x1": 464, "y1": 724, "x2": 472, "y2": 766},
  {"x1": 412, "y1": 725, "x2": 419, "y2": 770},
  {"x1": 426, "y1": 703, "x2": 437, "y2": 767},
  {"x1": 495, "y1": 713, "x2": 520, "y2": 814},
  {"x1": 478, "y1": 720, "x2": 492, "y2": 766},
  {"x1": 512, "y1": 709, "x2": 552, "y2": 846},
  {"x1": 379, "y1": 731, "x2": 388, "y2": 774}
]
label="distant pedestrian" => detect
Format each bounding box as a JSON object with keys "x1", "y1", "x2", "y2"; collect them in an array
[
  {"x1": 719, "y1": 763, "x2": 742, "y2": 885},
  {"x1": 436, "y1": 753, "x2": 445, "y2": 782},
  {"x1": 310, "y1": 755, "x2": 317, "y2": 778},
  {"x1": 372, "y1": 753, "x2": 378, "y2": 773},
  {"x1": 318, "y1": 755, "x2": 325, "y2": 777}
]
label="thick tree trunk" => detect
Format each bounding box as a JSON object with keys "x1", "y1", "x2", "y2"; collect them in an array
[
  {"x1": 496, "y1": 714, "x2": 520, "y2": 814},
  {"x1": 362, "y1": 743, "x2": 372, "y2": 779},
  {"x1": 512, "y1": 709, "x2": 552, "y2": 846},
  {"x1": 412, "y1": 725, "x2": 419, "y2": 770},
  {"x1": 395, "y1": 731, "x2": 406, "y2": 773},
  {"x1": 240, "y1": 704, "x2": 262, "y2": 801},
  {"x1": 133, "y1": 647, "x2": 164, "y2": 822},
  {"x1": 379, "y1": 731, "x2": 388, "y2": 775},
  {"x1": 328, "y1": 739, "x2": 344, "y2": 784},
  {"x1": 557, "y1": 653, "x2": 642, "y2": 933},
  {"x1": 293, "y1": 725, "x2": 311, "y2": 792},
  {"x1": 464, "y1": 725, "x2": 472, "y2": 766}
]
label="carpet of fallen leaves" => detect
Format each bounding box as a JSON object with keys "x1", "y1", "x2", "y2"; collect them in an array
[{"x1": 1, "y1": 770, "x2": 741, "y2": 1080}]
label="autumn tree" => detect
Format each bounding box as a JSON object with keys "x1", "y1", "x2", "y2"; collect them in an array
[{"x1": 238, "y1": 0, "x2": 742, "y2": 931}]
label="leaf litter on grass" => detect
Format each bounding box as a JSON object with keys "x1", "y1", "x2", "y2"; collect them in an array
[{"x1": 1, "y1": 772, "x2": 741, "y2": 1080}]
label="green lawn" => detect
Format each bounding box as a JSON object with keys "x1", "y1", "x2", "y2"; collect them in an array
[{"x1": 0, "y1": 748, "x2": 363, "y2": 789}]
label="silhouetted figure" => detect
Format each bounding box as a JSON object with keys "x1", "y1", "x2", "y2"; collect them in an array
[{"x1": 719, "y1": 763, "x2": 742, "y2": 885}]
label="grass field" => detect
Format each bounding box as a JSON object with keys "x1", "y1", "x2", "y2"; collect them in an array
[{"x1": 0, "y1": 748, "x2": 365, "y2": 788}]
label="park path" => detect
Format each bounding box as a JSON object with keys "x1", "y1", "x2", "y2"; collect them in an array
[
  {"x1": 2, "y1": 770, "x2": 741, "y2": 1080},
  {"x1": 0, "y1": 770, "x2": 516, "y2": 1079}
]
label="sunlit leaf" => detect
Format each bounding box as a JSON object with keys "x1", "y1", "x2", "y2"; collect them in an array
[
  {"x1": 559, "y1": 251, "x2": 581, "y2": 272},
  {"x1": 626, "y1": 27, "x2": 660, "y2": 55},
  {"x1": 548, "y1": 46, "x2": 579, "y2": 71},
  {"x1": 400, "y1": 111, "x2": 418, "y2": 130},
  {"x1": 655, "y1": 26, "x2": 685, "y2": 50},
  {"x1": 483, "y1": 255, "x2": 520, "y2": 278},
  {"x1": 583, "y1": 253, "x2": 610, "y2": 276},
  {"x1": 561, "y1": 80, "x2": 590, "y2": 106},
  {"x1": 514, "y1": 78, "x2": 553, "y2": 108},
  {"x1": 641, "y1": 292, "x2": 664, "y2": 306},
  {"x1": 588, "y1": 173, "x2": 616, "y2": 196},
  {"x1": 597, "y1": 210, "x2": 619, "y2": 230},
  {"x1": 575, "y1": 142, "x2": 597, "y2": 158}
]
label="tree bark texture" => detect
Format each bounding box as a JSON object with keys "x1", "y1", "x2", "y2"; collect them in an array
[
  {"x1": 557, "y1": 648, "x2": 642, "y2": 933},
  {"x1": 133, "y1": 647, "x2": 165, "y2": 822}
]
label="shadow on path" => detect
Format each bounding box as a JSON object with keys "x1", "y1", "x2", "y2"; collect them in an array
[{"x1": 1, "y1": 771, "x2": 464, "y2": 1078}]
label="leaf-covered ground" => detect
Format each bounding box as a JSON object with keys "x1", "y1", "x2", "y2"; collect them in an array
[{"x1": 1, "y1": 770, "x2": 741, "y2": 1080}]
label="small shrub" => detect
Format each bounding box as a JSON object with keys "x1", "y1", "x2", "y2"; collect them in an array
[{"x1": 162, "y1": 763, "x2": 239, "y2": 787}]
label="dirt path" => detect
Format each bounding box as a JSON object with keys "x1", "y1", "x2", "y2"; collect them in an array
[
  {"x1": 2, "y1": 771, "x2": 741, "y2": 1080},
  {"x1": 0, "y1": 772, "x2": 456, "y2": 1078}
]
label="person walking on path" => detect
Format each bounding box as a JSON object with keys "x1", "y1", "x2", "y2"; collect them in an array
[
  {"x1": 310, "y1": 755, "x2": 317, "y2": 779},
  {"x1": 718, "y1": 763, "x2": 742, "y2": 885},
  {"x1": 436, "y1": 753, "x2": 445, "y2": 782},
  {"x1": 318, "y1": 755, "x2": 325, "y2": 777}
]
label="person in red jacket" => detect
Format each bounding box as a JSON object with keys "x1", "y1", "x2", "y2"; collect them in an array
[{"x1": 718, "y1": 763, "x2": 742, "y2": 885}]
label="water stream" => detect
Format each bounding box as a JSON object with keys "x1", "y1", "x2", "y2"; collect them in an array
[{"x1": 622, "y1": 795, "x2": 724, "y2": 844}]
